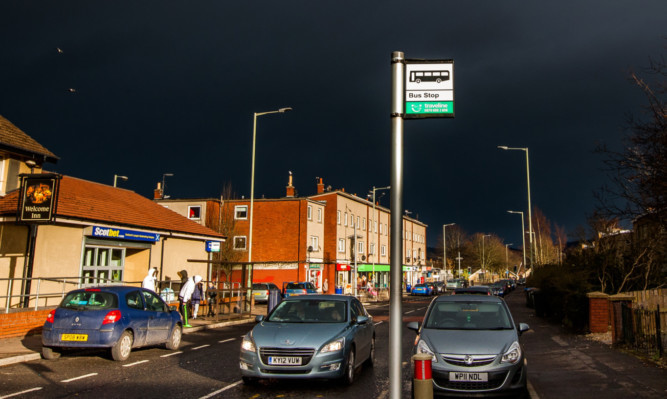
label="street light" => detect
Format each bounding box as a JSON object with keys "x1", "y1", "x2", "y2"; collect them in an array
[
  {"x1": 507, "y1": 210, "x2": 527, "y2": 275},
  {"x1": 370, "y1": 185, "x2": 390, "y2": 271},
  {"x1": 248, "y1": 107, "x2": 292, "y2": 263},
  {"x1": 443, "y1": 223, "x2": 455, "y2": 277},
  {"x1": 482, "y1": 234, "x2": 491, "y2": 282},
  {"x1": 113, "y1": 175, "x2": 128, "y2": 188},
  {"x1": 505, "y1": 243, "x2": 513, "y2": 276},
  {"x1": 161, "y1": 173, "x2": 173, "y2": 199},
  {"x1": 498, "y1": 145, "x2": 534, "y2": 269}
]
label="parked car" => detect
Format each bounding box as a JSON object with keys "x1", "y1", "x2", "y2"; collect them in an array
[
  {"x1": 489, "y1": 282, "x2": 506, "y2": 297},
  {"x1": 497, "y1": 279, "x2": 513, "y2": 293},
  {"x1": 451, "y1": 286, "x2": 493, "y2": 296},
  {"x1": 42, "y1": 286, "x2": 183, "y2": 361},
  {"x1": 252, "y1": 282, "x2": 281, "y2": 303},
  {"x1": 240, "y1": 294, "x2": 375, "y2": 385},
  {"x1": 446, "y1": 280, "x2": 462, "y2": 290},
  {"x1": 411, "y1": 283, "x2": 434, "y2": 296},
  {"x1": 433, "y1": 281, "x2": 446, "y2": 294},
  {"x1": 282, "y1": 281, "x2": 318, "y2": 297},
  {"x1": 407, "y1": 294, "x2": 530, "y2": 397}
]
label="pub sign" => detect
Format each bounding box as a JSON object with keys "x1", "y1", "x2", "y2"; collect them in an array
[{"x1": 18, "y1": 174, "x2": 60, "y2": 223}]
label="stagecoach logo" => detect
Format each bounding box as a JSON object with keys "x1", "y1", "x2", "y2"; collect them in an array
[
  {"x1": 282, "y1": 339, "x2": 295, "y2": 346},
  {"x1": 464, "y1": 355, "x2": 474, "y2": 365}
]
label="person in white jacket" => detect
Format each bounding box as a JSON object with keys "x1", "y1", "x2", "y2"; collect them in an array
[
  {"x1": 142, "y1": 267, "x2": 158, "y2": 292},
  {"x1": 179, "y1": 275, "x2": 202, "y2": 325}
]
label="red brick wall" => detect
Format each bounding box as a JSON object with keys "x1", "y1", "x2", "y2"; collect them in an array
[
  {"x1": 588, "y1": 296, "x2": 610, "y2": 333},
  {"x1": 0, "y1": 309, "x2": 52, "y2": 339}
]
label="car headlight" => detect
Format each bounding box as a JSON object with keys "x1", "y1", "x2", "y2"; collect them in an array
[
  {"x1": 501, "y1": 341, "x2": 521, "y2": 364},
  {"x1": 241, "y1": 335, "x2": 256, "y2": 352},
  {"x1": 321, "y1": 337, "x2": 345, "y2": 353},
  {"x1": 416, "y1": 339, "x2": 437, "y2": 363}
]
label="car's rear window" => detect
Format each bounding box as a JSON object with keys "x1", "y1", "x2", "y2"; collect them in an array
[
  {"x1": 60, "y1": 291, "x2": 118, "y2": 310},
  {"x1": 424, "y1": 301, "x2": 512, "y2": 330}
]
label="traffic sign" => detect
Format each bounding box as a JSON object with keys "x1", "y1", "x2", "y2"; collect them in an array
[{"x1": 404, "y1": 60, "x2": 454, "y2": 118}]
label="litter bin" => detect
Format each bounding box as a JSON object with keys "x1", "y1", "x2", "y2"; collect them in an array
[
  {"x1": 267, "y1": 289, "x2": 282, "y2": 315},
  {"x1": 406, "y1": 284, "x2": 412, "y2": 293},
  {"x1": 335, "y1": 285, "x2": 343, "y2": 295}
]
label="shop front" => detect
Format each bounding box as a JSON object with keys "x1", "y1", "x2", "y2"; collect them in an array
[{"x1": 335, "y1": 263, "x2": 351, "y2": 294}]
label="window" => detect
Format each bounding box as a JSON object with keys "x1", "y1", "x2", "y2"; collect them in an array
[
  {"x1": 310, "y1": 236, "x2": 319, "y2": 251},
  {"x1": 317, "y1": 208, "x2": 322, "y2": 223},
  {"x1": 358, "y1": 241, "x2": 364, "y2": 254},
  {"x1": 381, "y1": 245, "x2": 386, "y2": 256},
  {"x1": 362, "y1": 218, "x2": 366, "y2": 230},
  {"x1": 307, "y1": 205, "x2": 312, "y2": 220},
  {"x1": 235, "y1": 205, "x2": 248, "y2": 220},
  {"x1": 338, "y1": 238, "x2": 345, "y2": 253},
  {"x1": 374, "y1": 221, "x2": 377, "y2": 233},
  {"x1": 142, "y1": 290, "x2": 167, "y2": 312},
  {"x1": 370, "y1": 243, "x2": 375, "y2": 255},
  {"x1": 188, "y1": 205, "x2": 201, "y2": 220},
  {"x1": 357, "y1": 216, "x2": 360, "y2": 229},
  {"x1": 81, "y1": 246, "x2": 125, "y2": 286},
  {"x1": 126, "y1": 291, "x2": 144, "y2": 310},
  {"x1": 344, "y1": 212, "x2": 348, "y2": 226},
  {"x1": 337, "y1": 210, "x2": 341, "y2": 225},
  {"x1": 233, "y1": 236, "x2": 247, "y2": 250}
]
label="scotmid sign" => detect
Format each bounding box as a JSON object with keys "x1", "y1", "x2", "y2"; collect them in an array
[{"x1": 404, "y1": 59, "x2": 454, "y2": 118}]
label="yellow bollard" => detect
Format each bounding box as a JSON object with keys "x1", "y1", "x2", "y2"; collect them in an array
[{"x1": 412, "y1": 353, "x2": 433, "y2": 399}]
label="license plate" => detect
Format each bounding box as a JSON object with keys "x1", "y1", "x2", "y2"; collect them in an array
[
  {"x1": 450, "y1": 372, "x2": 488, "y2": 382},
  {"x1": 61, "y1": 334, "x2": 88, "y2": 342},
  {"x1": 268, "y1": 356, "x2": 302, "y2": 365}
]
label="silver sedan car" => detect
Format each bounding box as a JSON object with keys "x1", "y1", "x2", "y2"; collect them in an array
[
  {"x1": 407, "y1": 295, "x2": 529, "y2": 397},
  {"x1": 239, "y1": 295, "x2": 374, "y2": 385}
]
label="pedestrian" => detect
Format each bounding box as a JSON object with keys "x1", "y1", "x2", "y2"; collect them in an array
[
  {"x1": 141, "y1": 267, "x2": 157, "y2": 292},
  {"x1": 206, "y1": 282, "x2": 217, "y2": 316},
  {"x1": 178, "y1": 274, "x2": 202, "y2": 327},
  {"x1": 191, "y1": 280, "x2": 204, "y2": 319},
  {"x1": 322, "y1": 278, "x2": 329, "y2": 294}
]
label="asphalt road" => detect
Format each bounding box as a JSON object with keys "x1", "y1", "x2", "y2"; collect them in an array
[{"x1": 1, "y1": 290, "x2": 665, "y2": 398}]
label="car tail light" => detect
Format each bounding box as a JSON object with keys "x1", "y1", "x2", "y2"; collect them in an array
[
  {"x1": 46, "y1": 309, "x2": 55, "y2": 324},
  {"x1": 102, "y1": 310, "x2": 122, "y2": 325}
]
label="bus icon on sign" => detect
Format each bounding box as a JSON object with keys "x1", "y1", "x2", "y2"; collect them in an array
[{"x1": 409, "y1": 70, "x2": 450, "y2": 83}]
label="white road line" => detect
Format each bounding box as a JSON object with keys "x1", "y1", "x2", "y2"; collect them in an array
[
  {"x1": 122, "y1": 360, "x2": 149, "y2": 367},
  {"x1": 405, "y1": 310, "x2": 415, "y2": 314},
  {"x1": 0, "y1": 387, "x2": 43, "y2": 399},
  {"x1": 198, "y1": 380, "x2": 243, "y2": 399},
  {"x1": 61, "y1": 373, "x2": 98, "y2": 382},
  {"x1": 193, "y1": 344, "x2": 210, "y2": 350},
  {"x1": 527, "y1": 380, "x2": 540, "y2": 399},
  {"x1": 218, "y1": 338, "x2": 236, "y2": 343},
  {"x1": 374, "y1": 321, "x2": 383, "y2": 326},
  {"x1": 551, "y1": 336, "x2": 568, "y2": 347},
  {"x1": 161, "y1": 351, "x2": 183, "y2": 358}
]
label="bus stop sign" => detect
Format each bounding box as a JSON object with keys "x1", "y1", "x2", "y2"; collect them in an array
[{"x1": 404, "y1": 59, "x2": 454, "y2": 118}]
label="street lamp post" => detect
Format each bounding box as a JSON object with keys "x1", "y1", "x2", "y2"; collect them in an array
[
  {"x1": 248, "y1": 107, "x2": 292, "y2": 263},
  {"x1": 113, "y1": 175, "x2": 128, "y2": 187},
  {"x1": 161, "y1": 173, "x2": 173, "y2": 199},
  {"x1": 369, "y1": 186, "x2": 390, "y2": 286},
  {"x1": 498, "y1": 146, "x2": 534, "y2": 269},
  {"x1": 482, "y1": 234, "x2": 491, "y2": 282},
  {"x1": 505, "y1": 243, "x2": 513, "y2": 277},
  {"x1": 507, "y1": 210, "x2": 527, "y2": 275},
  {"x1": 443, "y1": 223, "x2": 455, "y2": 278}
]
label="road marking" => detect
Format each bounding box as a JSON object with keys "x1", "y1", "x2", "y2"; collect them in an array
[
  {"x1": 198, "y1": 380, "x2": 243, "y2": 399},
  {"x1": 193, "y1": 344, "x2": 210, "y2": 350},
  {"x1": 219, "y1": 338, "x2": 236, "y2": 343},
  {"x1": 527, "y1": 380, "x2": 540, "y2": 398},
  {"x1": 551, "y1": 336, "x2": 568, "y2": 347},
  {"x1": 374, "y1": 321, "x2": 383, "y2": 326},
  {"x1": 122, "y1": 360, "x2": 149, "y2": 367},
  {"x1": 0, "y1": 387, "x2": 43, "y2": 398},
  {"x1": 405, "y1": 310, "x2": 415, "y2": 314},
  {"x1": 61, "y1": 373, "x2": 98, "y2": 382},
  {"x1": 161, "y1": 351, "x2": 183, "y2": 358}
]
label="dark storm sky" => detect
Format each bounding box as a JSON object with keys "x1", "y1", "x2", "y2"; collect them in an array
[{"x1": 1, "y1": 1, "x2": 665, "y2": 247}]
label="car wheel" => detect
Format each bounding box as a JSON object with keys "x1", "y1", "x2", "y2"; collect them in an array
[
  {"x1": 42, "y1": 346, "x2": 61, "y2": 360},
  {"x1": 365, "y1": 336, "x2": 375, "y2": 367},
  {"x1": 342, "y1": 348, "x2": 356, "y2": 385},
  {"x1": 111, "y1": 330, "x2": 133, "y2": 361},
  {"x1": 165, "y1": 325, "x2": 182, "y2": 350}
]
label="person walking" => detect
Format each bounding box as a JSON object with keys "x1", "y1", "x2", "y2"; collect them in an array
[
  {"x1": 206, "y1": 282, "x2": 217, "y2": 316},
  {"x1": 191, "y1": 280, "x2": 204, "y2": 319},
  {"x1": 178, "y1": 275, "x2": 202, "y2": 327},
  {"x1": 142, "y1": 267, "x2": 158, "y2": 293},
  {"x1": 322, "y1": 278, "x2": 329, "y2": 294}
]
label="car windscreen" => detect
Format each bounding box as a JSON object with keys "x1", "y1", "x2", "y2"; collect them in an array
[
  {"x1": 424, "y1": 301, "x2": 512, "y2": 330},
  {"x1": 60, "y1": 290, "x2": 118, "y2": 310},
  {"x1": 267, "y1": 299, "x2": 347, "y2": 323}
]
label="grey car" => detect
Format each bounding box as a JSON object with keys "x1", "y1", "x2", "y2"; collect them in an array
[
  {"x1": 251, "y1": 282, "x2": 281, "y2": 303},
  {"x1": 239, "y1": 294, "x2": 375, "y2": 385},
  {"x1": 407, "y1": 295, "x2": 529, "y2": 397}
]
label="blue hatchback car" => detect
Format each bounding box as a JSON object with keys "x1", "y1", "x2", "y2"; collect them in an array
[
  {"x1": 42, "y1": 286, "x2": 183, "y2": 361},
  {"x1": 411, "y1": 283, "x2": 433, "y2": 296}
]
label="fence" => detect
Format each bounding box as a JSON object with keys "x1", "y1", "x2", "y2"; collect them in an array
[{"x1": 621, "y1": 303, "x2": 663, "y2": 358}]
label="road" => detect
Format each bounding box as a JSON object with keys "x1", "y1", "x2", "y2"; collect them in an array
[{"x1": 1, "y1": 290, "x2": 665, "y2": 398}]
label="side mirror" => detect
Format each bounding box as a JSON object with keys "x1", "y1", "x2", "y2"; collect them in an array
[
  {"x1": 407, "y1": 321, "x2": 420, "y2": 332},
  {"x1": 255, "y1": 315, "x2": 265, "y2": 323},
  {"x1": 518, "y1": 323, "x2": 530, "y2": 336},
  {"x1": 356, "y1": 315, "x2": 369, "y2": 324}
]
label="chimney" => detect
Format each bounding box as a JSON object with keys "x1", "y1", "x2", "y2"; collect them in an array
[
  {"x1": 317, "y1": 177, "x2": 324, "y2": 194},
  {"x1": 154, "y1": 182, "x2": 162, "y2": 200},
  {"x1": 286, "y1": 171, "x2": 295, "y2": 197}
]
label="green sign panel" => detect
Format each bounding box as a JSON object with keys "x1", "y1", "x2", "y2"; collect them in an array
[{"x1": 404, "y1": 59, "x2": 454, "y2": 119}]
